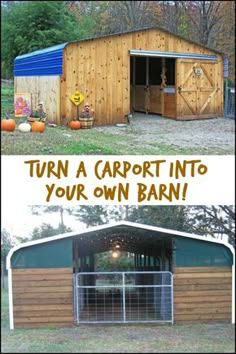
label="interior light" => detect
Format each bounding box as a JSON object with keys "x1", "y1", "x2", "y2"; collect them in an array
[{"x1": 112, "y1": 250, "x2": 120, "y2": 258}]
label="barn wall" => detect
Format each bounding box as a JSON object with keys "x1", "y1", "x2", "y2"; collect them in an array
[
  {"x1": 61, "y1": 28, "x2": 222, "y2": 125},
  {"x1": 12, "y1": 268, "x2": 73, "y2": 328},
  {"x1": 14, "y1": 76, "x2": 61, "y2": 124},
  {"x1": 174, "y1": 266, "x2": 232, "y2": 323}
]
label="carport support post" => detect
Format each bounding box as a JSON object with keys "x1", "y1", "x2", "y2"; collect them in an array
[{"x1": 122, "y1": 272, "x2": 126, "y2": 322}]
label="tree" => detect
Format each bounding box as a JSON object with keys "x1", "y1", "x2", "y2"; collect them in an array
[
  {"x1": 31, "y1": 205, "x2": 73, "y2": 228},
  {"x1": 73, "y1": 206, "x2": 109, "y2": 227},
  {"x1": 128, "y1": 206, "x2": 189, "y2": 231},
  {"x1": 1, "y1": 229, "x2": 13, "y2": 287},
  {"x1": 184, "y1": 1, "x2": 224, "y2": 46},
  {"x1": 214, "y1": 0, "x2": 235, "y2": 83},
  {"x1": 154, "y1": 1, "x2": 189, "y2": 36},
  {"x1": 186, "y1": 205, "x2": 235, "y2": 246},
  {"x1": 95, "y1": 251, "x2": 134, "y2": 271},
  {"x1": 91, "y1": 1, "x2": 156, "y2": 35},
  {"x1": 1, "y1": 228, "x2": 13, "y2": 262},
  {"x1": 30, "y1": 222, "x2": 72, "y2": 240},
  {"x1": 1, "y1": 1, "x2": 82, "y2": 76}
]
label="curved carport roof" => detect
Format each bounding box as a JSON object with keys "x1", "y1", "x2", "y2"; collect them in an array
[{"x1": 7, "y1": 221, "x2": 234, "y2": 268}]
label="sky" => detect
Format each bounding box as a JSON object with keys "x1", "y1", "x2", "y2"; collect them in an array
[{"x1": 1, "y1": 202, "x2": 87, "y2": 244}]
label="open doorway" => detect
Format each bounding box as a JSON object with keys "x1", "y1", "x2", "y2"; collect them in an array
[{"x1": 130, "y1": 56, "x2": 176, "y2": 118}]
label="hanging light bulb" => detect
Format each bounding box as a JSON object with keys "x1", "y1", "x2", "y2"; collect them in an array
[{"x1": 111, "y1": 250, "x2": 120, "y2": 258}]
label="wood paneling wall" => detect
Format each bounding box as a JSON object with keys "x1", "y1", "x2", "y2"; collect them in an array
[
  {"x1": 14, "y1": 76, "x2": 60, "y2": 124},
  {"x1": 12, "y1": 268, "x2": 73, "y2": 328},
  {"x1": 174, "y1": 266, "x2": 232, "y2": 323}
]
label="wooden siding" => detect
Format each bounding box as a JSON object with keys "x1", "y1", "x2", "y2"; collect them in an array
[
  {"x1": 174, "y1": 266, "x2": 232, "y2": 324},
  {"x1": 14, "y1": 76, "x2": 60, "y2": 124},
  {"x1": 61, "y1": 28, "x2": 223, "y2": 125},
  {"x1": 12, "y1": 268, "x2": 73, "y2": 328}
]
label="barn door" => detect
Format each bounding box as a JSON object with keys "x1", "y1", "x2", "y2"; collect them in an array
[{"x1": 176, "y1": 59, "x2": 219, "y2": 119}]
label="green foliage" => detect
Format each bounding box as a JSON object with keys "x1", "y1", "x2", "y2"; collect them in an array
[
  {"x1": 96, "y1": 251, "x2": 135, "y2": 271},
  {"x1": 1, "y1": 1, "x2": 83, "y2": 77},
  {"x1": 185, "y1": 205, "x2": 235, "y2": 246},
  {"x1": 30, "y1": 222, "x2": 71, "y2": 240},
  {"x1": 30, "y1": 110, "x2": 46, "y2": 119},
  {"x1": 128, "y1": 206, "x2": 190, "y2": 231},
  {"x1": 1, "y1": 229, "x2": 13, "y2": 260},
  {"x1": 73, "y1": 206, "x2": 109, "y2": 227}
]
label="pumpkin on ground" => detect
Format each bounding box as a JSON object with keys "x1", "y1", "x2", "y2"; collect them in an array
[
  {"x1": 1, "y1": 118, "x2": 16, "y2": 131},
  {"x1": 18, "y1": 122, "x2": 31, "y2": 133},
  {"x1": 69, "y1": 120, "x2": 81, "y2": 130},
  {"x1": 31, "y1": 121, "x2": 45, "y2": 133}
]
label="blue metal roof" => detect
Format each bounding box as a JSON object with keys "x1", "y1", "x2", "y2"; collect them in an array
[{"x1": 14, "y1": 42, "x2": 68, "y2": 76}]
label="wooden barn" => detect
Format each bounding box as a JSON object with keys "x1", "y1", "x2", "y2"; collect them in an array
[
  {"x1": 14, "y1": 27, "x2": 225, "y2": 126},
  {"x1": 7, "y1": 221, "x2": 234, "y2": 329}
]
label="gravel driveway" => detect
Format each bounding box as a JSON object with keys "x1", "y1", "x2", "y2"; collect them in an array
[{"x1": 97, "y1": 113, "x2": 235, "y2": 154}]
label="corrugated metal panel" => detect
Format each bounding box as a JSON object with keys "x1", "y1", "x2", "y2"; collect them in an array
[
  {"x1": 14, "y1": 42, "x2": 68, "y2": 76},
  {"x1": 130, "y1": 49, "x2": 217, "y2": 61}
]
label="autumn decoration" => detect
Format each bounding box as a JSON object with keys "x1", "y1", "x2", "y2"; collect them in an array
[
  {"x1": 69, "y1": 119, "x2": 81, "y2": 130},
  {"x1": 28, "y1": 102, "x2": 47, "y2": 123},
  {"x1": 18, "y1": 122, "x2": 31, "y2": 133},
  {"x1": 31, "y1": 121, "x2": 45, "y2": 133},
  {"x1": 1, "y1": 113, "x2": 16, "y2": 131},
  {"x1": 79, "y1": 102, "x2": 94, "y2": 128}
]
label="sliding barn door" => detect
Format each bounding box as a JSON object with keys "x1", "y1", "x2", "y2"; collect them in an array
[{"x1": 176, "y1": 59, "x2": 220, "y2": 119}]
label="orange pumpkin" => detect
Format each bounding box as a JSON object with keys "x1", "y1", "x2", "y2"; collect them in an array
[
  {"x1": 31, "y1": 121, "x2": 45, "y2": 133},
  {"x1": 69, "y1": 120, "x2": 81, "y2": 130},
  {"x1": 1, "y1": 118, "x2": 16, "y2": 131}
]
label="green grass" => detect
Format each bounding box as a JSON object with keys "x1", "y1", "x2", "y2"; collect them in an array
[
  {"x1": 1, "y1": 122, "x2": 196, "y2": 155},
  {"x1": 1, "y1": 80, "x2": 14, "y2": 116},
  {"x1": 1, "y1": 284, "x2": 235, "y2": 353}
]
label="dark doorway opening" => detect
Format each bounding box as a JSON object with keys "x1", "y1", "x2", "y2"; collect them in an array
[{"x1": 130, "y1": 56, "x2": 176, "y2": 117}]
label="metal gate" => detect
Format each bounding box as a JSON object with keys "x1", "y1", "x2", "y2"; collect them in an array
[
  {"x1": 73, "y1": 271, "x2": 173, "y2": 324},
  {"x1": 224, "y1": 86, "x2": 235, "y2": 119}
]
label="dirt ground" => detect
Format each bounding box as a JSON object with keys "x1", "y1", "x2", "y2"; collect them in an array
[{"x1": 96, "y1": 113, "x2": 235, "y2": 154}]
